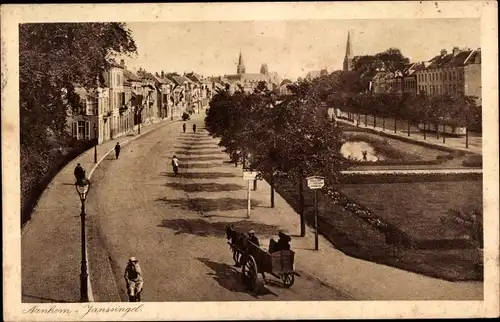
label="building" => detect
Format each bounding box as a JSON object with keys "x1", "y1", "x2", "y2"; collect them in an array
[
  {"x1": 304, "y1": 68, "x2": 329, "y2": 81},
  {"x1": 221, "y1": 52, "x2": 281, "y2": 93},
  {"x1": 415, "y1": 47, "x2": 481, "y2": 104},
  {"x1": 402, "y1": 62, "x2": 425, "y2": 95},
  {"x1": 343, "y1": 31, "x2": 354, "y2": 72},
  {"x1": 279, "y1": 79, "x2": 293, "y2": 95}
]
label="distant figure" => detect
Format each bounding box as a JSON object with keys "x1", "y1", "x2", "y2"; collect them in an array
[
  {"x1": 182, "y1": 123, "x2": 186, "y2": 133},
  {"x1": 115, "y1": 142, "x2": 121, "y2": 159},
  {"x1": 362, "y1": 150, "x2": 368, "y2": 161},
  {"x1": 124, "y1": 257, "x2": 143, "y2": 302},
  {"x1": 171, "y1": 155, "x2": 179, "y2": 176},
  {"x1": 74, "y1": 163, "x2": 85, "y2": 185},
  {"x1": 248, "y1": 229, "x2": 260, "y2": 246},
  {"x1": 192, "y1": 124, "x2": 197, "y2": 133}
]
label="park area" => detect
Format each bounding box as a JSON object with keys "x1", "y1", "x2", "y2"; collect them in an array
[{"x1": 274, "y1": 177, "x2": 483, "y2": 282}]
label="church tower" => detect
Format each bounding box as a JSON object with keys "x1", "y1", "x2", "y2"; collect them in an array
[
  {"x1": 343, "y1": 31, "x2": 353, "y2": 71},
  {"x1": 237, "y1": 50, "x2": 246, "y2": 74}
]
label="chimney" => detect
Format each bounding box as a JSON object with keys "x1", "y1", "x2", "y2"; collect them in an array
[
  {"x1": 161, "y1": 71, "x2": 165, "y2": 78},
  {"x1": 452, "y1": 47, "x2": 460, "y2": 56},
  {"x1": 440, "y1": 49, "x2": 447, "y2": 56},
  {"x1": 120, "y1": 59, "x2": 125, "y2": 67}
]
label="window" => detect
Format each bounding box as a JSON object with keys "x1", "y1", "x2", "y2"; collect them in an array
[
  {"x1": 72, "y1": 120, "x2": 90, "y2": 140},
  {"x1": 116, "y1": 74, "x2": 121, "y2": 86}
]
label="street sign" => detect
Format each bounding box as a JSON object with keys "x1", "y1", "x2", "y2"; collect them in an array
[
  {"x1": 306, "y1": 176, "x2": 325, "y2": 189},
  {"x1": 243, "y1": 171, "x2": 259, "y2": 181}
]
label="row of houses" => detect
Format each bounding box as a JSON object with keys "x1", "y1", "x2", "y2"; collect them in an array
[
  {"x1": 68, "y1": 59, "x2": 214, "y2": 144},
  {"x1": 367, "y1": 46, "x2": 482, "y2": 105}
]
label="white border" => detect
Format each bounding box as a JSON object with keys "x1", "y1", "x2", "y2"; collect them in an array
[{"x1": 2, "y1": 2, "x2": 498, "y2": 321}]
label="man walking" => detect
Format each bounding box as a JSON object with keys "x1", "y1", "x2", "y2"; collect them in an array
[
  {"x1": 74, "y1": 163, "x2": 85, "y2": 185},
  {"x1": 115, "y1": 142, "x2": 121, "y2": 159},
  {"x1": 192, "y1": 124, "x2": 197, "y2": 133},
  {"x1": 124, "y1": 257, "x2": 143, "y2": 302},
  {"x1": 171, "y1": 154, "x2": 179, "y2": 176},
  {"x1": 183, "y1": 123, "x2": 186, "y2": 133}
]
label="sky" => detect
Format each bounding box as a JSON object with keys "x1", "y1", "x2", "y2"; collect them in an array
[{"x1": 120, "y1": 19, "x2": 480, "y2": 81}]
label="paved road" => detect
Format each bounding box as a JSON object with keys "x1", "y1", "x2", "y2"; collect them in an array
[{"x1": 89, "y1": 117, "x2": 350, "y2": 301}]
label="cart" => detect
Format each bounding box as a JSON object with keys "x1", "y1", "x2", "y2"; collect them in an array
[{"x1": 228, "y1": 236, "x2": 300, "y2": 290}]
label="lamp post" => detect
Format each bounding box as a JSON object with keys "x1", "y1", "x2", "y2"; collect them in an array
[
  {"x1": 75, "y1": 179, "x2": 91, "y2": 302},
  {"x1": 93, "y1": 123, "x2": 97, "y2": 163}
]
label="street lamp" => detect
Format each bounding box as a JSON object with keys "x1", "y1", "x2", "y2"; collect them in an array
[
  {"x1": 93, "y1": 123, "x2": 97, "y2": 163},
  {"x1": 75, "y1": 179, "x2": 91, "y2": 302}
]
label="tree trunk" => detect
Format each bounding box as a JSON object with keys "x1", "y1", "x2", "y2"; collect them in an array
[
  {"x1": 357, "y1": 113, "x2": 360, "y2": 127},
  {"x1": 442, "y1": 123, "x2": 446, "y2": 144},
  {"x1": 423, "y1": 122, "x2": 427, "y2": 140},
  {"x1": 364, "y1": 114, "x2": 368, "y2": 127},
  {"x1": 394, "y1": 117, "x2": 397, "y2": 133},
  {"x1": 466, "y1": 127, "x2": 469, "y2": 148},
  {"x1": 407, "y1": 120, "x2": 410, "y2": 136},
  {"x1": 253, "y1": 179, "x2": 257, "y2": 191},
  {"x1": 298, "y1": 178, "x2": 306, "y2": 237},
  {"x1": 436, "y1": 123, "x2": 440, "y2": 139},
  {"x1": 382, "y1": 117, "x2": 385, "y2": 131},
  {"x1": 373, "y1": 115, "x2": 377, "y2": 129},
  {"x1": 270, "y1": 171, "x2": 275, "y2": 208}
]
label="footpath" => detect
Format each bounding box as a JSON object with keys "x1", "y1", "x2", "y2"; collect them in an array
[
  {"x1": 337, "y1": 118, "x2": 482, "y2": 156},
  {"x1": 21, "y1": 118, "x2": 178, "y2": 303},
  {"x1": 191, "y1": 128, "x2": 483, "y2": 300}
]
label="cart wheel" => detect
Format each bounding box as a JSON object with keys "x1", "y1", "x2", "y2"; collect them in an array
[
  {"x1": 241, "y1": 255, "x2": 258, "y2": 290},
  {"x1": 281, "y1": 273, "x2": 295, "y2": 288}
]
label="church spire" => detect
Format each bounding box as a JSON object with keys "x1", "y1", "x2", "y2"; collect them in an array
[
  {"x1": 237, "y1": 50, "x2": 246, "y2": 74},
  {"x1": 343, "y1": 31, "x2": 354, "y2": 71}
]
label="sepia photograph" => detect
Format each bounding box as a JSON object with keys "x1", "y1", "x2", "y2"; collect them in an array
[{"x1": 2, "y1": 1, "x2": 498, "y2": 321}]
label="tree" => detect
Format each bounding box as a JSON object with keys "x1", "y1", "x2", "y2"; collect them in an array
[{"x1": 20, "y1": 23, "x2": 137, "y2": 148}]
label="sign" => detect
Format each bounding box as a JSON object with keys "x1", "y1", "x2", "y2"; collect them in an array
[
  {"x1": 306, "y1": 176, "x2": 325, "y2": 189},
  {"x1": 243, "y1": 171, "x2": 259, "y2": 181}
]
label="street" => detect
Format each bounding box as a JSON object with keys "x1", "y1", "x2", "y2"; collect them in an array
[{"x1": 88, "y1": 117, "x2": 351, "y2": 301}]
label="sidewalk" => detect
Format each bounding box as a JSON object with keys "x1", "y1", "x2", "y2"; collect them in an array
[
  {"x1": 196, "y1": 135, "x2": 483, "y2": 300},
  {"x1": 337, "y1": 118, "x2": 482, "y2": 156},
  {"x1": 21, "y1": 118, "x2": 177, "y2": 303}
]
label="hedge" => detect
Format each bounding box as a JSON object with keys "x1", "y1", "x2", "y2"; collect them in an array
[{"x1": 339, "y1": 172, "x2": 482, "y2": 184}]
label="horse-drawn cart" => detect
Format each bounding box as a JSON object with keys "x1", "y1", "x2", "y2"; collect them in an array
[{"x1": 226, "y1": 227, "x2": 300, "y2": 290}]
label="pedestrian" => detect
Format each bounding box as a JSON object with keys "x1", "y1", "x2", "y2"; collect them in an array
[
  {"x1": 74, "y1": 163, "x2": 85, "y2": 185},
  {"x1": 192, "y1": 124, "x2": 196, "y2": 133},
  {"x1": 171, "y1": 154, "x2": 179, "y2": 176},
  {"x1": 182, "y1": 123, "x2": 186, "y2": 133},
  {"x1": 124, "y1": 257, "x2": 143, "y2": 302},
  {"x1": 248, "y1": 229, "x2": 260, "y2": 247},
  {"x1": 115, "y1": 142, "x2": 121, "y2": 159}
]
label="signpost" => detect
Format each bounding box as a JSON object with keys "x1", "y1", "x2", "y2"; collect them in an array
[
  {"x1": 306, "y1": 176, "x2": 325, "y2": 250},
  {"x1": 243, "y1": 171, "x2": 259, "y2": 218}
]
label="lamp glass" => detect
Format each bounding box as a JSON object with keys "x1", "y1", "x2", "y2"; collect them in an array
[{"x1": 75, "y1": 181, "x2": 90, "y2": 201}]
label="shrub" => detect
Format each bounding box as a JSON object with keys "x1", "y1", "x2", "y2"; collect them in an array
[{"x1": 339, "y1": 172, "x2": 482, "y2": 184}]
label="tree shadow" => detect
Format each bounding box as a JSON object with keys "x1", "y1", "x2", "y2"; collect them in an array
[
  {"x1": 178, "y1": 156, "x2": 228, "y2": 162},
  {"x1": 156, "y1": 197, "x2": 262, "y2": 212},
  {"x1": 164, "y1": 182, "x2": 244, "y2": 193},
  {"x1": 178, "y1": 163, "x2": 223, "y2": 169},
  {"x1": 196, "y1": 257, "x2": 277, "y2": 298},
  {"x1": 177, "y1": 151, "x2": 225, "y2": 156},
  {"x1": 159, "y1": 171, "x2": 237, "y2": 179},
  {"x1": 158, "y1": 218, "x2": 280, "y2": 237}
]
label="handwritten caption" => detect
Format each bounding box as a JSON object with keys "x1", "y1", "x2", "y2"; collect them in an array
[{"x1": 22, "y1": 304, "x2": 144, "y2": 318}]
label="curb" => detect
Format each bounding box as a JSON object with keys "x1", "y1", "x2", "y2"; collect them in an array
[{"x1": 85, "y1": 119, "x2": 177, "y2": 302}]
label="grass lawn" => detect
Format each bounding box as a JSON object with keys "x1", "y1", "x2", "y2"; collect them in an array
[{"x1": 339, "y1": 181, "x2": 482, "y2": 242}]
